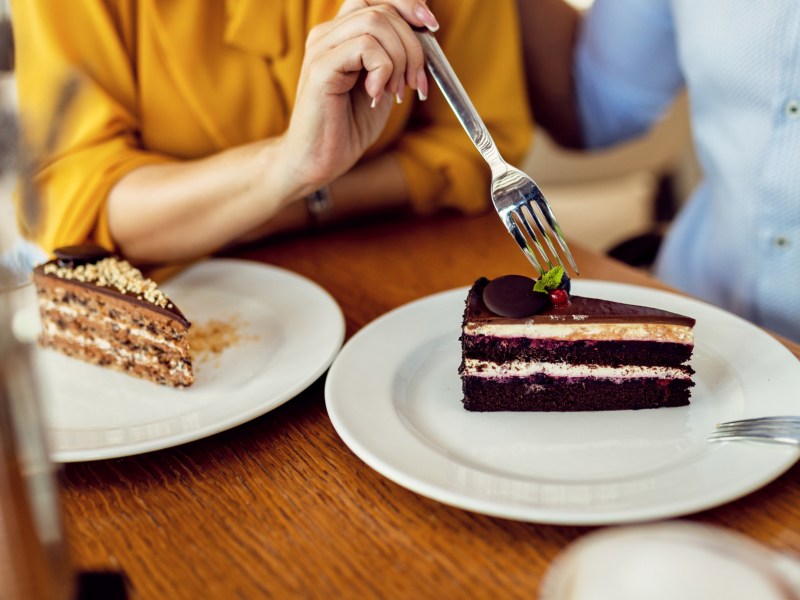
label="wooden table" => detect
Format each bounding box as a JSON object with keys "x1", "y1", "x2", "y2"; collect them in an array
[{"x1": 59, "y1": 212, "x2": 800, "y2": 599}]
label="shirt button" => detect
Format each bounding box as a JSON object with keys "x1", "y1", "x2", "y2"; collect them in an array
[
  {"x1": 773, "y1": 235, "x2": 791, "y2": 248},
  {"x1": 785, "y1": 99, "x2": 800, "y2": 119}
]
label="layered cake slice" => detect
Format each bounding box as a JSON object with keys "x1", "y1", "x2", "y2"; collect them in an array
[
  {"x1": 460, "y1": 271, "x2": 695, "y2": 411},
  {"x1": 33, "y1": 244, "x2": 194, "y2": 387}
]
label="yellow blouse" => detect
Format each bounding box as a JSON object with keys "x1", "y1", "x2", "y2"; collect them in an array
[{"x1": 11, "y1": 0, "x2": 533, "y2": 253}]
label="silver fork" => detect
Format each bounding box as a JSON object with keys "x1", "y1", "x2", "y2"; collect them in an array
[
  {"x1": 414, "y1": 30, "x2": 579, "y2": 276},
  {"x1": 708, "y1": 416, "x2": 800, "y2": 446}
]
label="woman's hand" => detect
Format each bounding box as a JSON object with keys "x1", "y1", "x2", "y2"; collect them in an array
[
  {"x1": 107, "y1": 1, "x2": 439, "y2": 263},
  {"x1": 281, "y1": 0, "x2": 439, "y2": 197}
]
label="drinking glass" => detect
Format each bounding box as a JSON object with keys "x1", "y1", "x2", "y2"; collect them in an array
[
  {"x1": 0, "y1": 9, "x2": 74, "y2": 599},
  {"x1": 541, "y1": 522, "x2": 800, "y2": 600}
]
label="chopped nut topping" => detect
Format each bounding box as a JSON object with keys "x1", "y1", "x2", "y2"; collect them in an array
[{"x1": 43, "y1": 258, "x2": 171, "y2": 308}]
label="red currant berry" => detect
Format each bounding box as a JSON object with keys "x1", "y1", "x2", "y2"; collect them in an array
[{"x1": 549, "y1": 289, "x2": 569, "y2": 305}]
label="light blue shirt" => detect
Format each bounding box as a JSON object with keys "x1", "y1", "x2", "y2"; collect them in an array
[{"x1": 576, "y1": 0, "x2": 800, "y2": 343}]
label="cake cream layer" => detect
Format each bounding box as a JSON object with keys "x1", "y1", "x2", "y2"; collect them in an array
[
  {"x1": 463, "y1": 322, "x2": 693, "y2": 344},
  {"x1": 42, "y1": 322, "x2": 192, "y2": 381},
  {"x1": 40, "y1": 316, "x2": 190, "y2": 371},
  {"x1": 462, "y1": 358, "x2": 692, "y2": 380},
  {"x1": 39, "y1": 300, "x2": 186, "y2": 353}
]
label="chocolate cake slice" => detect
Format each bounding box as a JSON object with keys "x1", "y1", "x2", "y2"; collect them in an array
[
  {"x1": 460, "y1": 275, "x2": 695, "y2": 411},
  {"x1": 33, "y1": 245, "x2": 193, "y2": 387}
]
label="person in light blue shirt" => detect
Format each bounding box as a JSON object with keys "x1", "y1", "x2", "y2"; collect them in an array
[{"x1": 517, "y1": 0, "x2": 800, "y2": 343}]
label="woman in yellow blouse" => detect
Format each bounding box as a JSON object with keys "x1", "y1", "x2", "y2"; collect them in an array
[{"x1": 12, "y1": 0, "x2": 532, "y2": 263}]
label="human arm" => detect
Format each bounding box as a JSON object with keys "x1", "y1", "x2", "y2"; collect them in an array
[
  {"x1": 109, "y1": 0, "x2": 437, "y2": 262},
  {"x1": 574, "y1": 0, "x2": 684, "y2": 148},
  {"x1": 12, "y1": 0, "x2": 436, "y2": 262},
  {"x1": 158, "y1": 0, "x2": 536, "y2": 248},
  {"x1": 170, "y1": 148, "x2": 409, "y2": 248},
  {"x1": 515, "y1": 0, "x2": 684, "y2": 150},
  {"x1": 247, "y1": 0, "x2": 535, "y2": 231},
  {"x1": 515, "y1": 0, "x2": 584, "y2": 149}
]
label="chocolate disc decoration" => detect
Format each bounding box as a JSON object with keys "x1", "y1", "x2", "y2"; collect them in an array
[
  {"x1": 54, "y1": 244, "x2": 113, "y2": 268},
  {"x1": 482, "y1": 275, "x2": 550, "y2": 318}
]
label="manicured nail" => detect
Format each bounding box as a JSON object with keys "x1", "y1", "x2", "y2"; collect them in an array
[
  {"x1": 396, "y1": 86, "x2": 405, "y2": 104},
  {"x1": 414, "y1": 3, "x2": 439, "y2": 32},
  {"x1": 416, "y1": 69, "x2": 428, "y2": 101},
  {"x1": 371, "y1": 94, "x2": 381, "y2": 108}
]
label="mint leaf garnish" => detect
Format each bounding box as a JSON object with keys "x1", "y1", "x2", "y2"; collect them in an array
[{"x1": 533, "y1": 266, "x2": 564, "y2": 293}]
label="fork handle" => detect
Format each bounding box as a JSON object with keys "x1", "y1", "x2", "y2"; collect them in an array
[{"x1": 414, "y1": 29, "x2": 504, "y2": 172}]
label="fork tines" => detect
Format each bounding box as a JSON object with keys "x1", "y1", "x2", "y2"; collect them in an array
[
  {"x1": 715, "y1": 416, "x2": 800, "y2": 427},
  {"x1": 503, "y1": 195, "x2": 579, "y2": 277},
  {"x1": 708, "y1": 431, "x2": 800, "y2": 444},
  {"x1": 708, "y1": 416, "x2": 800, "y2": 446}
]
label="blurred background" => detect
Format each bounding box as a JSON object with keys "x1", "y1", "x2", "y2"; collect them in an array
[
  {"x1": 0, "y1": 0, "x2": 699, "y2": 268},
  {"x1": 523, "y1": 93, "x2": 698, "y2": 264},
  {"x1": 0, "y1": 0, "x2": 15, "y2": 256}
]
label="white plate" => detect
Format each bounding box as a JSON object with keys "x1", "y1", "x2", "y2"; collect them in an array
[
  {"x1": 326, "y1": 280, "x2": 800, "y2": 525},
  {"x1": 38, "y1": 259, "x2": 344, "y2": 462}
]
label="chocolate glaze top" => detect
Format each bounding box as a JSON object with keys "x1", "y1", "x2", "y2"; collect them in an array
[
  {"x1": 34, "y1": 256, "x2": 190, "y2": 328},
  {"x1": 467, "y1": 277, "x2": 696, "y2": 327}
]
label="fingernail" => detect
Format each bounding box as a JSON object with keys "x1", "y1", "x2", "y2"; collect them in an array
[
  {"x1": 416, "y1": 69, "x2": 428, "y2": 101},
  {"x1": 414, "y1": 3, "x2": 439, "y2": 32},
  {"x1": 396, "y1": 86, "x2": 405, "y2": 104},
  {"x1": 371, "y1": 94, "x2": 381, "y2": 108}
]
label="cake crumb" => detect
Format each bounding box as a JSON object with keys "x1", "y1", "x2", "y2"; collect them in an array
[{"x1": 188, "y1": 314, "x2": 257, "y2": 362}]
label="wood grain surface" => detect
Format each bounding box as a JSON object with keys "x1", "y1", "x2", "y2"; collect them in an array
[{"x1": 58, "y1": 212, "x2": 800, "y2": 599}]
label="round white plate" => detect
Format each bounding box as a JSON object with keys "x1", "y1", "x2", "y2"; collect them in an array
[
  {"x1": 325, "y1": 280, "x2": 800, "y2": 525},
  {"x1": 38, "y1": 259, "x2": 345, "y2": 462}
]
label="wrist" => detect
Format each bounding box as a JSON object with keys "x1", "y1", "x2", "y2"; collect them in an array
[{"x1": 253, "y1": 135, "x2": 320, "y2": 206}]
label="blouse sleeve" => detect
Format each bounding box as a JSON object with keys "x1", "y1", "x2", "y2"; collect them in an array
[
  {"x1": 11, "y1": 0, "x2": 176, "y2": 253},
  {"x1": 393, "y1": 0, "x2": 534, "y2": 216}
]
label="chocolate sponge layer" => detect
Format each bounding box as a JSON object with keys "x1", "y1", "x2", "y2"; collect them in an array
[
  {"x1": 462, "y1": 335, "x2": 694, "y2": 371},
  {"x1": 462, "y1": 375, "x2": 693, "y2": 412}
]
